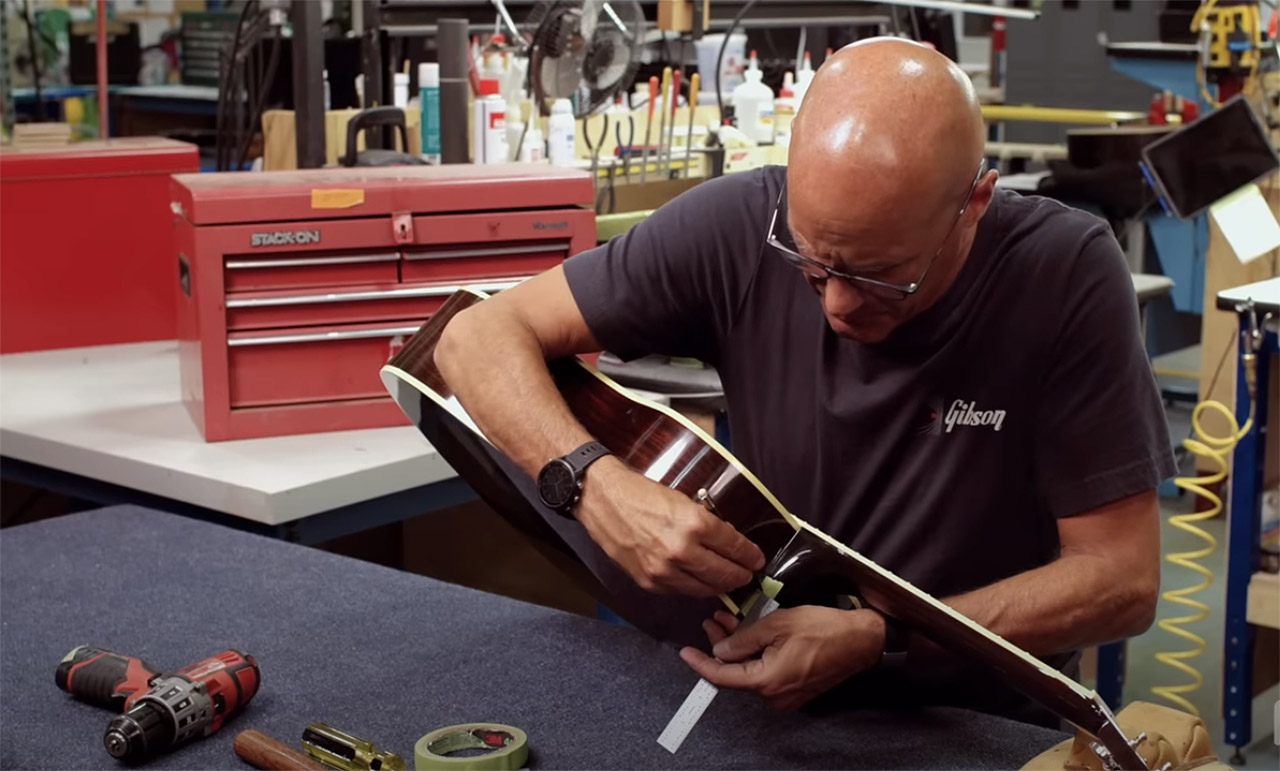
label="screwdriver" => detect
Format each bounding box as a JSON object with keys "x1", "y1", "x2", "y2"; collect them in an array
[
  {"x1": 684, "y1": 72, "x2": 700, "y2": 178},
  {"x1": 654, "y1": 67, "x2": 671, "y2": 182},
  {"x1": 664, "y1": 69, "x2": 681, "y2": 177},
  {"x1": 639, "y1": 75, "x2": 657, "y2": 184}
]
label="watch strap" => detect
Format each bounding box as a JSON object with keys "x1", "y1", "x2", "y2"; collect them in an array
[
  {"x1": 562, "y1": 440, "x2": 612, "y2": 475},
  {"x1": 878, "y1": 613, "x2": 910, "y2": 671}
]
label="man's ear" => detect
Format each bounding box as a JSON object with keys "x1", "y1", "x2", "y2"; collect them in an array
[{"x1": 966, "y1": 170, "x2": 1000, "y2": 225}]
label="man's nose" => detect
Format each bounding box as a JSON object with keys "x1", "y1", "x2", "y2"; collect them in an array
[{"x1": 821, "y1": 279, "x2": 866, "y2": 319}]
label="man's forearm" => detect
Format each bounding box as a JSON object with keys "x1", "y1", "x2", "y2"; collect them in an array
[
  {"x1": 909, "y1": 552, "x2": 1157, "y2": 665},
  {"x1": 434, "y1": 304, "x2": 594, "y2": 478}
]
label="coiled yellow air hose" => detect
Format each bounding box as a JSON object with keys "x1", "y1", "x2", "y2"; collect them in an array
[{"x1": 1152, "y1": 347, "x2": 1259, "y2": 716}]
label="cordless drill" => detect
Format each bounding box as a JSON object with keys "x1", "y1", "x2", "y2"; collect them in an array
[{"x1": 56, "y1": 645, "x2": 261, "y2": 763}]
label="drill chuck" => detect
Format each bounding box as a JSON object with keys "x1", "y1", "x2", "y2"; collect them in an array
[{"x1": 104, "y1": 701, "x2": 174, "y2": 763}]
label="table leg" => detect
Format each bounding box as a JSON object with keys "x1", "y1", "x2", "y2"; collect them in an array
[
  {"x1": 1096, "y1": 640, "x2": 1127, "y2": 710},
  {"x1": 1221, "y1": 322, "x2": 1275, "y2": 761}
]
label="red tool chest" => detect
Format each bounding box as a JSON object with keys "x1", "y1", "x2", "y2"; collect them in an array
[
  {"x1": 0, "y1": 137, "x2": 199, "y2": 353},
  {"x1": 171, "y1": 164, "x2": 596, "y2": 441}
]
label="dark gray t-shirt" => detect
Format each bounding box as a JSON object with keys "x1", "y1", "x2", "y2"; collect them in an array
[{"x1": 562, "y1": 165, "x2": 1176, "y2": 722}]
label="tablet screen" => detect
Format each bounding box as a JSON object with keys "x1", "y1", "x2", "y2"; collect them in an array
[{"x1": 1141, "y1": 96, "x2": 1279, "y2": 219}]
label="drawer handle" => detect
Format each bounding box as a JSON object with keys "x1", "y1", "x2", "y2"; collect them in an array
[
  {"x1": 228, "y1": 326, "x2": 423, "y2": 347},
  {"x1": 404, "y1": 241, "x2": 570, "y2": 260},
  {"x1": 225, "y1": 279, "x2": 525, "y2": 308},
  {"x1": 226, "y1": 253, "x2": 400, "y2": 270}
]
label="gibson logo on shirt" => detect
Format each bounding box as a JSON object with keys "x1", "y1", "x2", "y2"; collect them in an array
[{"x1": 919, "y1": 398, "x2": 1007, "y2": 435}]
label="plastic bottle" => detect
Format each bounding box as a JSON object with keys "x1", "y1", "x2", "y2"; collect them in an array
[
  {"x1": 774, "y1": 72, "x2": 797, "y2": 147},
  {"x1": 419, "y1": 62, "x2": 441, "y2": 164},
  {"x1": 716, "y1": 120, "x2": 756, "y2": 149},
  {"x1": 520, "y1": 125, "x2": 545, "y2": 163},
  {"x1": 547, "y1": 98, "x2": 577, "y2": 168},
  {"x1": 794, "y1": 51, "x2": 815, "y2": 108},
  {"x1": 322, "y1": 69, "x2": 331, "y2": 111},
  {"x1": 506, "y1": 120, "x2": 525, "y2": 162},
  {"x1": 393, "y1": 72, "x2": 410, "y2": 108},
  {"x1": 472, "y1": 78, "x2": 508, "y2": 164},
  {"x1": 731, "y1": 50, "x2": 775, "y2": 144}
]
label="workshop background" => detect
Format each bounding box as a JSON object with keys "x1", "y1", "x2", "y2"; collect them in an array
[{"x1": 1, "y1": 1, "x2": 1278, "y2": 770}]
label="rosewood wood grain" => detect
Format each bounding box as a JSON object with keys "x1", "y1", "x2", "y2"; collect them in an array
[{"x1": 381, "y1": 289, "x2": 1148, "y2": 770}]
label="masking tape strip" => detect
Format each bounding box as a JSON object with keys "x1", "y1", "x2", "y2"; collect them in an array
[{"x1": 414, "y1": 725, "x2": 528, "y2": 771}]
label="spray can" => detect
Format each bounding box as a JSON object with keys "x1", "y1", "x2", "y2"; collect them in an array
[
  {"x1": 472, "y1": 78, "x2": 508, "y2": 164},
  {"x1": 547, "y1": 98, "x2": 576, "y2": 168},
  {"x1": 418, "y1": 63, "x2": 441, "y2": 164}
]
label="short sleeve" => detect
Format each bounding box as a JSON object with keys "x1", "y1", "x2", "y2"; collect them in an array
[
  {"x1": 561, "y1": 168, "x2": 775, "y2": 364},
  {"x1": 1034, "y1": 229, "x2": 1178, "y2": 518}
]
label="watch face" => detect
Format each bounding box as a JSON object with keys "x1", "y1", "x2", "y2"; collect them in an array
[{"x1": 537, "y1": 459, "x2": 578, "y2": 509}]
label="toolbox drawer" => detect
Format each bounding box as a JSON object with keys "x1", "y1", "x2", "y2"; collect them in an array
[
  {"x1": 226, "y1": 321, "x2": 424, "y2": 408},
  {"x1": 224, "y1": 250, "x2": 400, "y2": 292},
  {"x1": 225, "y1": 280, "x2": 523, "y2": 330},
  {"x1": 401, "y1": 241, "x2": 568, "y2": 283}
]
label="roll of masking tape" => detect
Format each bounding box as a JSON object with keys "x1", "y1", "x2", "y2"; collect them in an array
[{"x1": 414, "y1": 725, "x2": 528, "y2": 771}]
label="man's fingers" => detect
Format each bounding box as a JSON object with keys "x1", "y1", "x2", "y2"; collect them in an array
[
  {"x1": 667, "y1": 539, "x2": 756, "y2": 593},
  {"x1": 702, "y1": 618, "x2": 730, "y2": 647},
  {"x1": 713, "y1": 610, "x2": 739, "y2": 633},
  {"x1": 701, "y1": 610, "x2": 741, "y2": 646},
  {"x1": 696, "y1": 509, "x2": 767, "y2": 572},
  {"x1": 711, "y1": 618, "x2": 775, "y2": 663},
  {"x1": 678, "y1": 647, "x2": 764, "y2": 690},
  {"x1": 659, "y1": 563, "x2": 732, "y2": 598}
]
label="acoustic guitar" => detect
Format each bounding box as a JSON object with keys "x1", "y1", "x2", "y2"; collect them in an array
[{"x1": 380, "y1": 288, "x2": 1149, "y2": 770}]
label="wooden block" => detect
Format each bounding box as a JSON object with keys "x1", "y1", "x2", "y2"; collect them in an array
[
  {"x1": 11, "y1": 123, "x2": 72, "y2": 148},
  {"x1": 260, "y1": 109, "x2": 296, "y2": 171},
  {"x1": 657, "y1": 0, "x2": 695, "y2": 32},
  {"x1": 1246, "y1": 571, "x2": 1279, "y2": 630},
  {"x1": 262, "y1": 107, "x2": 425, "y2": 170}
]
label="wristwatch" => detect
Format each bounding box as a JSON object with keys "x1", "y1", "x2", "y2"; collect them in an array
[
  {"x1": 879, "y1": 614, "x2": 910, "y2": 671},
  {"x1": 536, "y1": 440, "x2": 613, "y2": 517}
]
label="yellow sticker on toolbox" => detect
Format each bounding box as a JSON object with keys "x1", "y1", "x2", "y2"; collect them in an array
[{"x1": 311, "y1": 189, "x2": 365, "y2": 209}]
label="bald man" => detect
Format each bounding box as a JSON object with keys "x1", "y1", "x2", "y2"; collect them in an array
[{"x1": 435, "y1": 38, "x2": 1174, "y2": 726}]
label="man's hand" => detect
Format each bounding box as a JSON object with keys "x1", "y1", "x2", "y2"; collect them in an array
[
  {"x1": 678, "y1": 607, "x2": 885, "y2": 710},
  {"x1": 573, "y1": 458, "x2": 766, "y2": 597}
]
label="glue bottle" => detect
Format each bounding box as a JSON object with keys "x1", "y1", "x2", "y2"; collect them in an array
[
  {"x1": 472, "y1": 78, "x2": 508, "y2": 164},
  {"x1": 774, "y1": 72, "x2": 797, "y2": 147},
  {"x1": 547, "y1": 97, "x2": 576, "y2": 168},
  {"x1": 794, "y1": 51, "x2": 815, "y2": 108},
  {"x1": 520, "y1": 125, "x2": 545, "y2": 163},
  {"x1": 731, "y1": 50, "x2": 774, "y2": 144}
]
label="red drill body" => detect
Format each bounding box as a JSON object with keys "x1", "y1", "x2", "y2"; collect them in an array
[{"x1": 56, "y1": 646, "x2": 260, "y2": 763}]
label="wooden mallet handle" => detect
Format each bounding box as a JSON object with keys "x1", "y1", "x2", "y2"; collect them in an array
[{"x1": 234, "y1": 730, "x2": 326, "y2": 771}]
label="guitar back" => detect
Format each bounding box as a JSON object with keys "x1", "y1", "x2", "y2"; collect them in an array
[
  {"x1": 381, "y1": 289, "x2": 797, "y2": 647},
  {"x1": 381, "y1": 289, "x2": 1148, "y2": 769}
]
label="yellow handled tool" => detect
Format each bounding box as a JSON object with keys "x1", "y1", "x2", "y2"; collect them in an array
[
  {"x1": 639, "y1": 75, "x2": 658, "y2": 184},
  {"x1": 654, "y1": 66, "x2": 672, "y2": 180},
  {"x1": 683, "y1": 72, "x2": 700, "y2": 178}
]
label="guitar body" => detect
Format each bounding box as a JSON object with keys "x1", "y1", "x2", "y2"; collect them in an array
[{"x1": 381, "y1": 289, "x2": 1148, "y2": 769}]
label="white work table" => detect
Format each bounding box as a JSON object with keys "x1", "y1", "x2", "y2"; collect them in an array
[
  {"x1": 0, "y1": 273, "x2": 1174, "y2": 540},
  {"x1": 0, "y1": 341, "x2": 467, "y2": 543}
]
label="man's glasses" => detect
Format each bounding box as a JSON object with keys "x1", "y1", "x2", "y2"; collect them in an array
[{"x1": 766, "y1": 160, "x2": 987, "y2": 300}]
